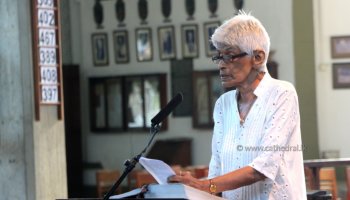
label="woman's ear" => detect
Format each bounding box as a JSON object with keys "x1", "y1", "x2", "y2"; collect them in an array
[{"x1": 253, "y1": 50, "x2": 266, "y2": 69}]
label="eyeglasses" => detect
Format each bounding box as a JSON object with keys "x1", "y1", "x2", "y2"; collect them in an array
[{"x1": 211, "y1": 52, "x2": 248, "y2": 64}]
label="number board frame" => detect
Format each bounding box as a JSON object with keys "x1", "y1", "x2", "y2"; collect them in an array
[{"x1": 31, "y1": 0, "x2": 64, "y2": 120}]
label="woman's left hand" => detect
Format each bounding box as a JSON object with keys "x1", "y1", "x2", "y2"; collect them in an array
[{"x1": 167, "y1": 171, "x2": 209, "y2": 192}]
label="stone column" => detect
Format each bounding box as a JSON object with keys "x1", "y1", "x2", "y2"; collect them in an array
[{"x1": 0, "y1": 0, "x2": 67, "y2": 199}]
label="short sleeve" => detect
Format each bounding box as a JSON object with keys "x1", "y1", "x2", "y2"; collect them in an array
[{"x1": 249, "y1": 87, "x2": 300, "y2": 181}]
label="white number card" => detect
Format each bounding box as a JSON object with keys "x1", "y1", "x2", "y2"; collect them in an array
[
  {"x1": 40, "y1": 67, "x2": 58, "y2": 84},
  {"x1": 41, "y1": 85, "x2": 58, "y2": 103},
  {"x1": 38, "y1": 9, "x2": 55, "y2": 27},
  {"x1": 37, "y1": 0, "x2": 54, "y2": 8},
  {"x1": 33, "y1": 0, "x2": 62, "y2": 117},
  {"x1": 38, "y1": 29, "x2": 56, "y2": 46},
  {"x1": 39, "y1": 47, "x2": 57, "y2": 65}
]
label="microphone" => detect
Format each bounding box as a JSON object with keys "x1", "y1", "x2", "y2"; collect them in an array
[{"x1": 151, "y1": 93, "x2": 183, "y2": 127}]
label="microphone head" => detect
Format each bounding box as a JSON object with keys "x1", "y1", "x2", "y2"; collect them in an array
[
  {"x1": 173, "y1": 92, "x2": 183, "y2": 103},
  {"x1": 150, "y1": 93, "x2": 183, "y2": 126}
]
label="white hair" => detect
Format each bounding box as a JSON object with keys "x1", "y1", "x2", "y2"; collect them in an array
[{"x1": 211, "y1": 11, "x2": 270, "y2": 70}]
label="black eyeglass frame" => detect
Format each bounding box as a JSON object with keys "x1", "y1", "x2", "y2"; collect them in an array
[{"x1": 211, "y1": 52, "x2": 248, "y2": 64}]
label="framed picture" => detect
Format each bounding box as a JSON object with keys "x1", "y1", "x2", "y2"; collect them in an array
[
  {"x1": 91, "y1": 33, "x2": 109, "y2": 66},
  {"x1": 203, "y1": 21, "x2": 220, "y2": 57},
  {"x1": 135, "y1": 28, "x2": 153, "y2": 62},
  {"x1": 113, "y1": 30, "x2": 129, "y2": 63},
  {"x1": 158, "y1": 26, "x2": 176, "y2": 60},
  {"x1": 331, "y1": 36, "x2": 350, "y2": 58},
  {"x1": 181, "y1": 24, "x2": 199, "y2": 58},
  {"x1": 333, "y1": 63, "x2": 350, "y2": 89}
]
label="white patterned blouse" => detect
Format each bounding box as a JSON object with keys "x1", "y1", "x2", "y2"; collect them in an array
[{"x1": 208, "y1": 73, "x2": 307, "y2": 200}]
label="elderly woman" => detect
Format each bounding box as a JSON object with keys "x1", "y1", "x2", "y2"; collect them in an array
[{"x1": 169, "y1": 11, "x2": 306, "y2": 200}]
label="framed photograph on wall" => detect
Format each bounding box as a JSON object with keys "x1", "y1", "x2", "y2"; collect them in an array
[
  {"x1": 333, "y1": 63, "x2": 350, "y2": 89},
  {"x1": 91, "y1": 33, "x2": 109, "y2": 66},
  {"x1": 158, "y1": 26, "x2": 176, "y2": 60},
  {"x1": 113, "y1": 30, "x2": 129, "y2": 63},
  {"x1": 181, "y1": 24, "x2": 199, "y2": 58},
  {"x1": 203, "y1": 21, "x2": 220, "y2": 57},
  {"x1": 135, "y1": 28, "x2": 153, "y2": 62},
  {"x1": 331, "y1": 36, "x2": 350, "y2": 58}
]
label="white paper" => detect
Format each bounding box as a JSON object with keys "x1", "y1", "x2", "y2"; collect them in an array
[
  {"x1": 110, "y1": 188, "x2": 142, "y2": 199},
  {"x1": 139, "y1": 157, "x2": 176, "y2": 185}
]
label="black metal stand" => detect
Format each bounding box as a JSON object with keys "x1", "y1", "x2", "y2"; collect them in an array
[{"x1": 103, "y1": 124, "x2": 161, "y2": 200}]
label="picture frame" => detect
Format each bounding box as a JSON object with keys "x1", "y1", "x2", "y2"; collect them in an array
[
  {"x1": 203, "y1": 21, "x2": 220, "y2": 57},
  {"x1": 333, "y1": 63, "x2": 350, "y2": 89},
  {"x1": 91, "y1": 33, "x2": 109, "y2": 66},
  {"x1": 331, "y1": 36, "x2": 350, "y2": 58},
  {"x1": 158, "y1": 26, "x2": 176, "y2": 60},
  {"x1": 181, "y1": 24, "x2": 199, "y2": 58},
  {"x1": 113, "y1": 30, "x2": 129, "y2": 63},
  {"x1": 135, "y1": 28, "x2": 153, "y2": 62}
]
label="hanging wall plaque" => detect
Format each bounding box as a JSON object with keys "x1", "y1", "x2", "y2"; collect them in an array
[
  {"x1": 208, "y1": 0, "x2": 218, "y2": 18},
  {"x1": 94, "y1": 0, "x2": 104, "y2": 28},
  {"x1": 138, "y1": 0, "x2": 148, "y2": 25},
  {"x1": 233, "y1": 0, "x2": 244, "y2": 14},
  {"x1": 31, "y1": 0, "x2": 64, "y2": 120},
  {"x1": 161, "y1": 0, "x2": 171, "y2": 23},
  {"x1": 185, "y1": 0, "x2": 195, "y2": 21},
  {"x1": 115, "y1": 0, "x2": 126, "y2": 27}
]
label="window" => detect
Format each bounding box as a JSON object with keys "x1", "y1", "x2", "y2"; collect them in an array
[
  {"x1": 192, "y1": 70, "x2": 230, "y2": 128},
  {"x1": 89, "y1": 74, "x2": 166, "y2": 132}
]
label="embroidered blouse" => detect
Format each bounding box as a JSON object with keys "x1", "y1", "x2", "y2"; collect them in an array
[{"x1": 208, "y1": 73, "x2": 307, "y2": 200}]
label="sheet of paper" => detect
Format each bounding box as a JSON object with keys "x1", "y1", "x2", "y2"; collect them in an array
[
  {"x1": 110, "y1": 188, "x2": 141, "y2": 199},
  {"x1": 139, "y1": 156, "x2": 176, "y2": 185}
]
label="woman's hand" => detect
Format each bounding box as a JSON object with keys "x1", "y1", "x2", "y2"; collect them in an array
[{"x1": 167, "y1": 171, "x2": 210, "y2": 193}]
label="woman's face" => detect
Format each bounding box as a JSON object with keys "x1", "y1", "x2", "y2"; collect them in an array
[{"x1": 216, "y1": 49, "x2": 256, "y2": 88}]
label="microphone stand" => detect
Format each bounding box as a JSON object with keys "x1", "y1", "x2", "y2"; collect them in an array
[{"x1": 103, "y1": 124, "x2": 161, "y2": 200}]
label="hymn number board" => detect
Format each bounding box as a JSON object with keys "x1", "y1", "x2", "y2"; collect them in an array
[{"x1": 32, "y1": 0, "x2": 63, "y2": 120}]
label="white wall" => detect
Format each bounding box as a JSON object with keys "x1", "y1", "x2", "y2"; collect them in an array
[
  {"x1": 313, "y1": 0, "x2": 350, "y2": 158},
  {"x1": 72, "y1": 0, "x2": 294, "y2": 185}
]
